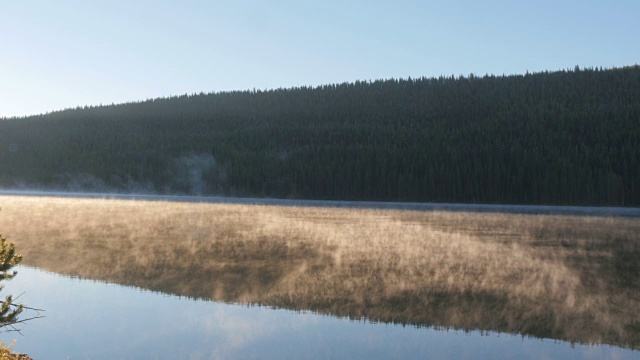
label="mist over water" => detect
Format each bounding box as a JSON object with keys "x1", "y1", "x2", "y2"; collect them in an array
[
  {"x1": 4, "y1": 152, "x2": 228, "y2": 196},
  {"x1": 0, "y1": 194, "x2": 639, "y2": 358},
  {"x1": 167, "y1": 153, "x2": 226, "y2": 195},
  {"x1": 1, "y1": 190, "x2": 638, "y2": 217}
]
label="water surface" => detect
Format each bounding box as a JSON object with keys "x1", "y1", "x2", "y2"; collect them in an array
[
  {"x1": 1, "y1": 189, "x2": 638, "y2": 217},
  {"x1": 3, "y1": 267, "x2": 638, "y2": 360}
]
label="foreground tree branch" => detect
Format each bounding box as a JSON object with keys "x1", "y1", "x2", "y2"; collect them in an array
[{"x1": 1, "y1": 209, "x2": 41, "y2": 332}]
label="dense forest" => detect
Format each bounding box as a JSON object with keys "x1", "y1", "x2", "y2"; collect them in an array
[{"x1": 1, "y1": 66, "x2": 639, "y2": 206}]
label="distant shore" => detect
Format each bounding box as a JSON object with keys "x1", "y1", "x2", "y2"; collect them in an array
[{"x1": 1, "y1": 189, "x2": 639, "y2": 217}]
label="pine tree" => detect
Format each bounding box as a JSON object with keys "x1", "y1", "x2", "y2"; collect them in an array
[{"x1": 0, "y1": 232, "x2": 23, "y2": 329}]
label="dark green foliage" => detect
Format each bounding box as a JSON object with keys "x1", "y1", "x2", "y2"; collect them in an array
[
  {"x1": 0, "y1": 232, "x2": 23, "y2": 328},
  {"x1": 1, "y1": 66, "x2": 639, "y2": 205}
]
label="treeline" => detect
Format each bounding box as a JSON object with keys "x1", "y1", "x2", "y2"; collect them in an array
[{"x1": 1, "y1": 66, "x2": 639, "y2": 206}]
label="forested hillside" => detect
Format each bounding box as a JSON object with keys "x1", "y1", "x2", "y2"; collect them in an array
[{"x1": 1, "y1": 66, "x2": 639, "y2": 206}]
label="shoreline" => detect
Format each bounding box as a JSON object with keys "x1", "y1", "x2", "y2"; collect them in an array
[{"x1": 1, "y1": 189, "x2": 639, "y2": 217}]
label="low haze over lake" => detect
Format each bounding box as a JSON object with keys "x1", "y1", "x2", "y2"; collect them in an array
[
  {"x1": 1, "y1": 194, "x2": 639, "y2": 358},
  {"x1": 1, "y1": 2, "x2": 639, "y2": 358}
]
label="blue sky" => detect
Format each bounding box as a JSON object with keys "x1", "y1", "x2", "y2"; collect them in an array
[{"x1": 1, "y1": 0, "x2": 638, "y2": 117}]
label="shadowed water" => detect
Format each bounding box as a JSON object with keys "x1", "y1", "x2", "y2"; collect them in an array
[{"x1": 4, "y1": 267, "x2": 638, "y2": 360}]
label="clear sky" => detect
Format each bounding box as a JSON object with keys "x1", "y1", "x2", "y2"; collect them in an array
[{"x1": 1, "y1": 0, "x2": 638, "y2": 117}]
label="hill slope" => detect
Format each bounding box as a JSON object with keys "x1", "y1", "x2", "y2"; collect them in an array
[{"x1": 1, "y1": 66, "x2": 639, "y2": 206}]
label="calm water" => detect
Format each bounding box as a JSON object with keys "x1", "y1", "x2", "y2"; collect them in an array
[
  {"x1": 2, "y1": 267, "x2": 637, "y2": 360},
  {"x1": 1, "y1": 190, "x2": 639, "y2": 217}
]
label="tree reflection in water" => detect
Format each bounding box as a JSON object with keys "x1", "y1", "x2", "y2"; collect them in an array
[{"x1": 1, "y1": 195, "x2": 639, "y2": 349}]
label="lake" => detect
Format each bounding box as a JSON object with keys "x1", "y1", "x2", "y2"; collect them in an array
[
  {"x1": 1, "y1": 190, "x2": 639, "y2": 217},
  {"x1": 0, "y1": 193, "x2": 639, "y2": 358},
  {"x1": 4, "y1": 267, "x2": 638, "y2": 360}
]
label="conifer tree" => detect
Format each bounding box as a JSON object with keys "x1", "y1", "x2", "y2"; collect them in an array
[{"x1": 0, "y1": 232, "x2": 23, "y2": 329}]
